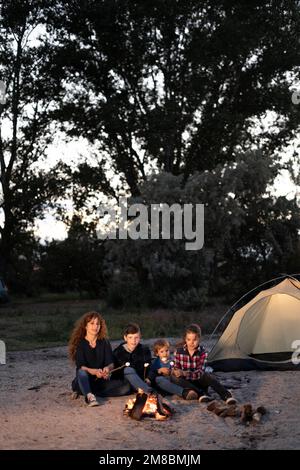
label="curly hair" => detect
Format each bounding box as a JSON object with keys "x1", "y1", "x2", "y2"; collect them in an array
[{"x1": 68, "y1": 311, "x2": 108, "y2": 362}]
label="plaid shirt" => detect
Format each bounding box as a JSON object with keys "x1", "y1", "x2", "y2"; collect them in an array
[{"x1": 174, "y1": 344, "x2": 207, "y2": 380}]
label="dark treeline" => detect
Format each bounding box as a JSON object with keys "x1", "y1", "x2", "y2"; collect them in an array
[{"x1": 0, "y1": 0, "x2": 300, "y2": 308}]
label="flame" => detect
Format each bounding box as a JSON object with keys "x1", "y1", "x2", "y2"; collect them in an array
[
  {"x1": 124, "y1": 393, "x2": 171, "y2": 420},
  {"x1": 142, "y1": 395, "x2": 158, "y2": 414}
]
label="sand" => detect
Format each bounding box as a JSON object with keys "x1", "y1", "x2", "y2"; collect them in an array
[{"x1": 1, "y1": 338, "x2": 300, "y2": 450}]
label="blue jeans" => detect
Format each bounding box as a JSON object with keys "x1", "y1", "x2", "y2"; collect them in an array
[
  {"x1": 171, "y1": 372, "x2": 232, "y2": 401},
  {"x1": 76, "y1": 369, "x2": 131, "y2": 397},
  {"x1": 155, "y1": 376, "x2": 184, "y2": 397},
  {"x1": 123, "y1": 366, "x2": 152, "y2": 394}
]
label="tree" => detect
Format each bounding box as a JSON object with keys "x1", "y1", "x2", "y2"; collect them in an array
[
  {"x1": 40, "y1": 214, "x2": 106, "y2": 297},
  {"x1": 103, "y1": 151, "x2": 300, "y2": 308},
  {"x1": 48, "y1": 0, "x2": 300, "y2": 197},
  {"x1": 0, "y1": 0, "x2": 66, "y2": 278}
]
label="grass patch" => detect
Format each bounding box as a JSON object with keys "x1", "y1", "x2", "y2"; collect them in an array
[
  {"x1": 12, "y1": 291, "x2": 95, "y2": 304},
  {"x1": 0, "y1": 298, "x2": 228, "y2": 351}
]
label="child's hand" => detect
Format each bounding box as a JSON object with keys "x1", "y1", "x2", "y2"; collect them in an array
[
  {"x1": 172, "y1": 368, "x2": 183, "y2": 378},
  {"x1": 145, "y1": 378, "x2": 151, "y2": 385},
  {"x1": 158, "y1": 367, "x2": 170, "y2": 376}
]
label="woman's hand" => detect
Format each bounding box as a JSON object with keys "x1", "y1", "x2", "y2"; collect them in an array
[
  {"x1": 102, "y1": 367, "x2": 111, "y2": 380},
  {"x1": 95, "y1": 368, "x2": 104, "y2": 379}
]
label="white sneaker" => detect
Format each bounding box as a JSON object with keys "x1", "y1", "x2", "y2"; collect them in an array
[
  {"x1": 87, "y1": 393, "x2": 99, "y2": 407},
  {"x1": 226, "y1": 397, "x2": 237, "y2": 405},
  {"x1": 199, "y1": 395, "x2": 213, "y2": 403}
]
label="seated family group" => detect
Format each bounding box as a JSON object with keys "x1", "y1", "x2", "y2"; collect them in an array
[{"x1": 69, "y1": 311, "x2": 237, "y2": 407}]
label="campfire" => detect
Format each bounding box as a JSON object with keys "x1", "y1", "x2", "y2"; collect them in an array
[{"x1": 124, "y1": 391, "x2": 173, "y2": 421}]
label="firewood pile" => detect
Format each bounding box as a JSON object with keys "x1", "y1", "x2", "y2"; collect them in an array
[{"x1": 206, "y1": 401, "x2": 267, "y2": 425}]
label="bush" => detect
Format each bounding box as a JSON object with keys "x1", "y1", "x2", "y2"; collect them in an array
[{"x1": 170, "y1": 286, "x2": 208, "y2": 311}]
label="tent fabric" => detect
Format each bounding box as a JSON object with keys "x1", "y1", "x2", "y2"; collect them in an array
[{"x1": 207, "y1": 278, "x2": 300, "y2": 371}]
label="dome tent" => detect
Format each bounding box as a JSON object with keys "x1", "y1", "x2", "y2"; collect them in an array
[{"x1": 207, "y1": 277, "x2": 300, "y2": 371}]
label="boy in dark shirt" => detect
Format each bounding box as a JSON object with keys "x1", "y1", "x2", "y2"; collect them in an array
[{"x1": 113, "y1": 323, "x2": 153, "y2": 394}]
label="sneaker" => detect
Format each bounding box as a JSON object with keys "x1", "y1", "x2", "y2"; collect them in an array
[
  {"x1": 199, "y1": 395, "x2": 214, "y2": 403},
  {"x1": 226, "y1": 397, "x2": 237, "y2": 405},
  {"x1": 86, "y1": 393, "x2": 99, "y2": 407},
  {"x1": 183, "y1": 389, "x2": 198, "y2": 400}
]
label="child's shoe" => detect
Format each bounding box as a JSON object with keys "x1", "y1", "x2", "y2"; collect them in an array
[
  {"x1": 199, "y1": 394, "x2": 214, "y2": 403},
  {"x1": 182, "y1": 389, "x2": 198, "y2": 400},
  {"x1": 226, "y1": 397, "x2": 237, "y2": 405}
]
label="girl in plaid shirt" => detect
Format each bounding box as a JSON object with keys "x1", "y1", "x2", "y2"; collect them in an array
[{"x1": 171, "y1": 324, "x2": 237, "y2": 404}]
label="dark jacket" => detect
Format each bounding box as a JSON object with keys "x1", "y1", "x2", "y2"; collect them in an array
[
  {"x1": 148, "y1": 357, "x2": 174, "y2": 382},
  {"x1": 74, "y1": 338, "x2": 114, "y2": 370},
  {"x1": 113, "y1": 342, "x2": 152, "y2": 379},
  {"x1": 71, "y1": 338, "x2": 114, "y2": 392}
]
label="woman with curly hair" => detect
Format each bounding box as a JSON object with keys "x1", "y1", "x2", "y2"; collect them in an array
[{"x1": 69, "y1": 311, "x2": 131, "y2": 406}]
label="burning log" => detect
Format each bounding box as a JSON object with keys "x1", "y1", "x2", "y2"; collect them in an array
[
  {"x1": 128, "y1": 393, "x2": 149, "y2": 420},
  {"x1": 124, "y1": 391, "x2": 174, "y2": 421}
]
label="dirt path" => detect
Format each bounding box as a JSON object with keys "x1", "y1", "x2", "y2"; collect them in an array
[{"x1": 1, "y1": 339, "x2": 300, "y2": 450}]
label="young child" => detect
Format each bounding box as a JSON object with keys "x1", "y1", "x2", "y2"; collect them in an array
[
  {"x1": 148, "y1": 339, "x2": 198, "y2": 400},
  {"x1": 171, "y1": 324, "x2": 237, "y2": 404},
  {"x1": 113, "y1": 323, "x2": 153, "y2": 395}
]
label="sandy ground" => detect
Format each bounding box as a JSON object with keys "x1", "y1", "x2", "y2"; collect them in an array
[{"x1": 1, "y1": 338, "x2": 300, "y2": 450}]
